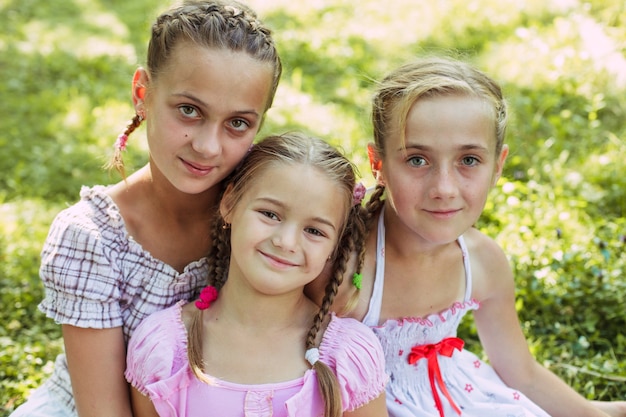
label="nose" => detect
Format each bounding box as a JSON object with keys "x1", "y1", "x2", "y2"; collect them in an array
[
  {"x1": 191, "y1": 123, "x2": 222, "y2": 157},
  {"x1": 271, "y1": 224, "x2": 298, "y2": 252},
  {"x1": 428, "y1": 166, "x2": 459, "y2": 200}
]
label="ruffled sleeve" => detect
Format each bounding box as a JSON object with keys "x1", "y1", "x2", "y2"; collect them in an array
[
  {"x1": 320, "y1": 315, "x2": 389, "y2": 411},
  {"x1": 38, "y1": 186, "x2": 127, "y2": 328},
  {"x1": 125, "y1": 302, "x2": 188, "y2": 396}
]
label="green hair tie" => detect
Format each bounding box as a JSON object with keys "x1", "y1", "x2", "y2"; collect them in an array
[{"x1": 352, "y1": 272, "x2": 363, "y2": 290}]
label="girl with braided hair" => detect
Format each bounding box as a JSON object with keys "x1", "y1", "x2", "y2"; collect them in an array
[
  {"x1": 11, "y1": 1, "x2": 282, "y2": 417},
  {"x1": 308, "y1": 56, "x2": 626, "y2": 417},
  {"x1": 125, "y1": 133, "x2": 389, "y2": 417}
]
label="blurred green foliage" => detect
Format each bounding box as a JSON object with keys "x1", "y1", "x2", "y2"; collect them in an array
[{"x1": 1, "y1": 0, "x2": 625, "y2": 414}]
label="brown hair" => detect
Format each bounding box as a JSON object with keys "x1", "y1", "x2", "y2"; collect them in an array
[
  {"x1": 188, "y1": 133, "x2": 368, "y2": 417},
  {"x1": 106, "y1": 0, "x2": 282, "y2": 177}
]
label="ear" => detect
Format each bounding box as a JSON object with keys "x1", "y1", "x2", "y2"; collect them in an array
[
  {"x1": 132, "y1": 68, "x2": 149, "y2": 108},
  {"x1": 219, "y1": 183, "x2": 235, "y2": 223},
  {"x1": 367, "y1": 143, "x2": 385, "y2": 185},
  {"x1": 492, "y1": 144, "x2": 509, "y2": 186}
]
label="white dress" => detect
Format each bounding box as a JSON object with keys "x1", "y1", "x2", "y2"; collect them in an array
[{"x1": 362, "y1": 209, "x2": 551, "y2": 417}]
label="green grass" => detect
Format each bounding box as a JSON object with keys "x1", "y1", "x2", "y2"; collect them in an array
[{"x1": 2, "y1": 0, "x2": 625, "y2": 414}]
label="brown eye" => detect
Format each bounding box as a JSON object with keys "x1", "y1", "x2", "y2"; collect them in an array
[
  {"x1": 229, "y1": 118, "x2": 250, "y2": 132},
  {"x1": 178, "y1": 105, "x2": 199, "y2": 118}
]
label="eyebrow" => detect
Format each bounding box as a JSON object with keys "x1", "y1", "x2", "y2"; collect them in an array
[
  {"x1": 258, "y1": 197, "x2": 337, "y2": 230},
  {"x1": 172, "y1": 92, "x2": 261, "y2": 118},
  {"x1": 400, "y1": 143, "x2": 490, "y2": 153}
]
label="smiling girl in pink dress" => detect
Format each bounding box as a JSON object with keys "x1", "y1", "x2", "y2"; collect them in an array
[{"x1": 126, "y1": 133, "x2": 389, "y2": 417}]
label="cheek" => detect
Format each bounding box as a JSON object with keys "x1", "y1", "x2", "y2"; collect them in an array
[{"x1": 223, "y1": 139, "x2": 254, "y2": 166}]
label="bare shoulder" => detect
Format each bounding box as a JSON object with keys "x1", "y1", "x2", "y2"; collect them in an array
[{"x1": 462, "y1": 227, "x2": 514, "y2": 301}]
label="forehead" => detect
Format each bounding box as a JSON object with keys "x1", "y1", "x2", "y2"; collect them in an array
[
  {"x1": 155, "y1": 41, "x2": 273, "y2": 92},
  {"x1": 246, "y1": 163, "x2": 347, "y2": 223},
  {"x1": 392, "y1": 94, "x2": 497, "y2": 151}
]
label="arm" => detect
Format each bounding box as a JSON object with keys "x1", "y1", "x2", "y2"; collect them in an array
[
  {"x1": 470, "y1": 231, "x2": 609, "y2": 417},
  {"x1": 344, "y1": 392, "x2": 389, "y2": 417},
  {"x1": 130, "y1": 386, "x2": 159, "y2": 417},
  {"x1": 63, "y1": 325, "x2": 133, "y2": 417}
]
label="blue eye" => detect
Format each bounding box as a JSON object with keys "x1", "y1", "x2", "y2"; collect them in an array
[
  {"x1": 461, "y1": 156, "x2": 479, "y2": 166},
  {"x1": 407, "y1": 156, "x2": 427, "y2": 167}
]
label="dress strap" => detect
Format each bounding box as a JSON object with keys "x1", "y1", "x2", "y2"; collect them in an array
[
  {"x1": 362, "y1": 207, "x2": 386, "y2": 327},
  {"x1": 457, "y1": 235, "x2": 473, "y2": 302}
]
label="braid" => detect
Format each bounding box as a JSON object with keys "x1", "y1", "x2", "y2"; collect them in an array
[
  {"x1": 304, "y1": 202, "x2": 367, "y2": 417},
  {"x1": 103, "y1": 114, "x2": 143, "y2": 178},
  {"x1": 188, "y1": 189, "x2": 230, "y2": 382},
  {"x1": 339, "y1": 203, "x2": 369, "y2": 315},
  {"x1": 364, "y1": 184, "x2": 386, "y2": 226}
]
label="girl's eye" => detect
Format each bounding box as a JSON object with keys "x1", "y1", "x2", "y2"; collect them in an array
[
  {"x1": 260, "y1": 210, "x2": 279, "y2": 221},
  {"x1": 461, "y1": 156, "x2": 479, "y2": 166},
  {"x1": 229, "y1": 118, "x2": 250, "y2": 132},
  {"x1": 407, "y1": 156, "x2": 427, "y2": 167},
  {"x1": 305, "y1": 227, "x2": 325, "y2": 237},
  {"x1": 178, "y1": 105, "x2": 199, "y2": 119}
]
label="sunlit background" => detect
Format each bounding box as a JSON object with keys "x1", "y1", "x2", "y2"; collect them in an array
[{"x1": 1, "y1": 0, "x2": 625, "y2": 413}]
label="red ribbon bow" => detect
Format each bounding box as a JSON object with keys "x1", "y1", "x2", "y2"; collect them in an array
[{"x1": 408, "y1": 337, "x2": 465, "y2": 417}]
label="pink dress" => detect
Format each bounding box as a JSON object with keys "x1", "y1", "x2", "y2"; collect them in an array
[
  {"x1": 363, "y1": 209, "x2": 550, "y2": 417},
  {"x1": 126, "y1": 301, "x2": 388, "y2": 417}
]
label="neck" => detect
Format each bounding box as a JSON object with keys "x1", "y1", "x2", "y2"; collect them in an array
[
  {"x1": 132, "y1": 164, "x2": 221, "y2": 222},
  {"x1": 213, "y1": 279, "x2": 317, "y2": 331},
  {"x1": 382, "y1": 206, "x2": 457, "y2": 259}
]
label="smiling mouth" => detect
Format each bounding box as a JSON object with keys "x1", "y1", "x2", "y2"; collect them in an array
[
  {"x1": 261, "y1": 251, "x2": 298, "y2": 268},
  {"x1": 182, "y1": 158, "x2": 215, "y2": 175}
]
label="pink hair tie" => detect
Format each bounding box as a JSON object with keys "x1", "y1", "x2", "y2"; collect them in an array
[
  {"x1": 352, "y1": 182, "x2": 367, "y2": 206},
  {"x1": 114, "y1": 133, "x2": 128, "y2": 151},
  {"x1": 195, "y1": 285, "x2": 219, "y2": 310}
]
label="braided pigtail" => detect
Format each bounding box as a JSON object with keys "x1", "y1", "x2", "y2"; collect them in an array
[
  {"x1": 188, "y1": 205, "x2": 231, "y2": 383},
  {"x1": 364, "y1": 183, "x2": 385, "y2": 225},
  {"x1": 339, "y1": 201, "x2": 369, "y2": 316},
  {"x1": 338, "y1": 184, "x2": 386, "y2": 313},
  {"x1": 103, "y1": 113, "x2": 143, "y2": 178},
  {"x1": 305, "y1": 199, "x2": 368, "y2": 417}
]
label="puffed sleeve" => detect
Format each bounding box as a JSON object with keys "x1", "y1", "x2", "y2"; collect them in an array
[
  {"x1": 320, "y1": 315, "x2": 389, "y2": 411},
  {"x1": 125, "y1": 302, "x2": 188, "y2": 396},
  {"x1": 38, "y1": 188, "x2": 126, "y2": 328}
]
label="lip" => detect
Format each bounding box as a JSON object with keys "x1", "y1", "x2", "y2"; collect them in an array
[
  {"x1": 181, "y1": 158, "x2": 215, "y2": 176},
  {"x1": 424, "y1": 208, "x2": 461, "y2": 219},
  {"x1": 260, "y1": 251, "x2": 298, "y2": 269}
]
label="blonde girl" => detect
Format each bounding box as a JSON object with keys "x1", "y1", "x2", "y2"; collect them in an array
[{"x1": 310, "y1": 56, "x2": 625, "y2": 417}]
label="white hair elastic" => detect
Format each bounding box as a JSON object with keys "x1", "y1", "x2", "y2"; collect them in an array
[{"x1": 305, "y1": 348, "x2": 320, "y2": 366}]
